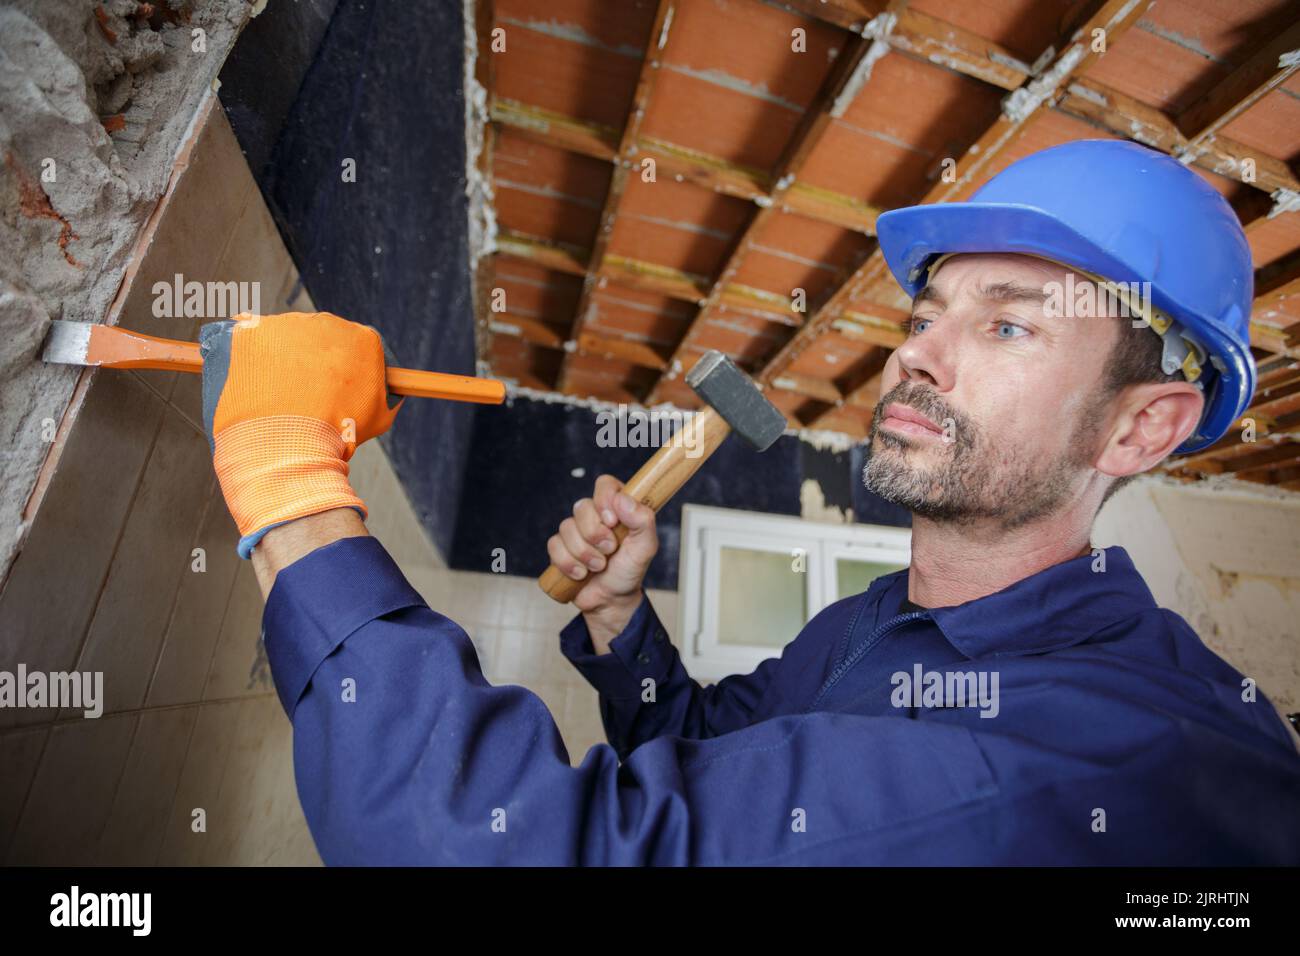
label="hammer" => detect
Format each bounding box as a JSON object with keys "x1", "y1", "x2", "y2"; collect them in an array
[{"x1": 538, "y1": 350, "x2": 788, "y2": 603}]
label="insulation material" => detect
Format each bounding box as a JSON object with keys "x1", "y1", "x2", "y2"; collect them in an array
[{"x1": 0, "y1": 0, "x2": 249, "y2": 578}]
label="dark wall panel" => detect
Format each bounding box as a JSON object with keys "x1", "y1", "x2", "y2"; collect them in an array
[
  {"x1": 218, "y1": 0, "x2": 475, "y2": 558},
  {"x1": 451, "y1": 398, "x2": 909, "y2": 590}
]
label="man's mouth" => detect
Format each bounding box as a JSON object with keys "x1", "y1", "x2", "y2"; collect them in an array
[{"x1": 879, "y1": 402, "x2": 944, "y2": 439}]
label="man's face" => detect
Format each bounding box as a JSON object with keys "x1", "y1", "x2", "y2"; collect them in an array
[{"x1": 863, "y1": 253, "x2": 1115, "y2": 529}]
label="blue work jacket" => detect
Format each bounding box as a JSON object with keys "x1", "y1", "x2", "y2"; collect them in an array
[{"x1": 263, "y1": 536, "x2": 1300, "y2": 865}]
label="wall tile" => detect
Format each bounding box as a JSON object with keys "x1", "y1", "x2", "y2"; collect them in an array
[
  {"x1": 156, "y1": 700, "x2": 238, "y2": 865},
  {"x1": 124, "y1": 106, "x2": 254, "y2": 345},
  {"x1": 202, "y1": 562, "x2": 272, "y2": 701},
  {"x1": 6, "y1": 714, "x2": 138, "y2": 865},
  {"x1": 646, "y1": 589, "x2": 680, "y2": 637},
  {"x1": 402, "y1": 562, "x2": 451, "y2": 612},
  {"x1": 350, "y1": 440, "x2": 446, "y2": 571},
  {"x1": 97, "y1": 706, "x2": 199, "y2": 865},
  {"x1": 489, "y1": 628, "x2": 551, "y2": 686},
  {"x1": 158, "y1": 696, "x2": 317, "y2": 865},
  {"x1": 525, "y1": 681, "x2": 571, "y2": 739},
  {"x1": 0, "y1": 727, "x2": 48, "y2": 858},
  {"x1": 198, "y1": 696, "x2": 316, "y2": 865},
  {"x1": 148, "y1": 489, "x2": 241, "y2": 707},
  {"x1": 463, "y1": 627, "x2": 498, "y2": 679},
  {"x1": 168, "y1": 371, "x2": 206, "y2": 436},
  {"x1": 211, "y1": 172, "x2": 300, "y2": 319},
  {"x1": 0, "y1": 373, "x2": 164, "y2": 728},
  {"x1": 75, "y1": 407, "x2": 215, "y2": 715}
]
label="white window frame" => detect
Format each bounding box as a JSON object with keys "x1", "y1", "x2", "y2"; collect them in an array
[{"x1": 677, "y1": 505, "x2": 911, "y2": 681}]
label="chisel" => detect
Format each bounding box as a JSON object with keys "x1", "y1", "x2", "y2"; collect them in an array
[{"x1": 40, "y1": 320, "x2": 506, "y2": 404}]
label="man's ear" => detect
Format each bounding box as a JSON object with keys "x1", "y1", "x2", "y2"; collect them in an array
[{"x1": 1095, "y1": 382, "x2": 1205, "y2": 479}]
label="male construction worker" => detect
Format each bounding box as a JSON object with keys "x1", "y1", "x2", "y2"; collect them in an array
[{"x1": 202, "y1": 140, "x2": 1300, "y2": 865}]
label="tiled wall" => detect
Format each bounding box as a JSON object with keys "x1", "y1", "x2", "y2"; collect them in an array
[{"x1": 0, "y1": 102, "x2": 657, "y2": 865}]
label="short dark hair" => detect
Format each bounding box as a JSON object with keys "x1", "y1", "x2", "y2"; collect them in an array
[{"x1": 1097, "y1": 317, "x2": 1184, "y2": 507}]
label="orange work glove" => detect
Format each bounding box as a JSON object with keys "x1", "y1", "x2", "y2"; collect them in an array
[{"x1": 198, "y1": 312, "x2": 402, "y2": 558}]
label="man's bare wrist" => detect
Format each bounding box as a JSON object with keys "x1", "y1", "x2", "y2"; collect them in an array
[
  {"x1": 250, "y1": 507, "x2": 368, "y2": 597},
  {"x1": 582, "y1": 591, "x2": 645, "y2": 654}
]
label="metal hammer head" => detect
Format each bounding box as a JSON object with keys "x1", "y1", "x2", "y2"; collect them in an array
[{"x1": 685, "y1": 350, "x2": 787, "y2": 451}]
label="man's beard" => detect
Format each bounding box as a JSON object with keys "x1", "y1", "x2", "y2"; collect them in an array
[{"x1": 862, "y1": 381, "x2": 1101, "y2": 531}]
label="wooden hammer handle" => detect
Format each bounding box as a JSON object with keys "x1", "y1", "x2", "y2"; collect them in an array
[
  {"x1": 538, "y1": 405, "x2": 732, "y2": 604},
  {"x1": 83, "y1": 324, "x2": 506, "y2": 404}
]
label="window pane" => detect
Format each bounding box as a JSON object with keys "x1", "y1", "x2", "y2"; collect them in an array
[
  {"x1": 836, "y1": 558, "x2": 907, "y2": 600},
  {"x1": 717, "y1": 547, "x2": 806, "y2": 648}
]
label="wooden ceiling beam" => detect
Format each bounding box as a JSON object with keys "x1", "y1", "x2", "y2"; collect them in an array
[
  {"x1": 1236, "y1": 462, "x2": 1300, "y2": 486},
  {"x1": 1172, "y1": 408, "x2": 1300, "y2": 470},
  {"x1": 769, "y1": 371, "x2": 844, "y2": 405},
  {"x1": 1248, "y1": 382, "x2": 1300, "y2": 421},
  {"x1": 646, "y1": 17, "x2": 893, "y2": 403},
  {"x1": 575, "y1": 330, "x2": 672, "y2": 371},
  {"x1": 491, "y1": 98, "x2": 880, "y2": 234},
  {"x1": 1174, "y1": 21, "x2": 1300, "y2": 152},
  {"x1": 487, "y1": 313, "x2": 568, "y2": 349},
  {"x1": 757, "y1": 0, "x2": 1153, "y2": 393},
  {"x1": 764, "y1": 0, "x2": 1032, "y2": 90},
  {"x1": 1255, "y1": 248, "x2": 1300, "y2": 314},
  {"x1": 489, "y1": 98, "x2": 620, "y2": 160},
  {"x1": 835, "y1": 307, "x2": 908, "y2": 348},
  {"x1": 1055, "y1": 77, "x2": 1300, "y2": 197},
  {"x1": 492, "y1": 315, "x2": 672, "y2": 371},
  {"x1": 808, "y1": 343, "x2": 890, "y2": 427},
  {"x1": 556, "y1": 0, "x2": 677, "y2": 393},
  {"x1": 495, "y1": 230, "x2": 813, "y2": 321},
  {"x1": 600, "y1": 252, "x2": 709, "y2": 302},
  {"x1": 1215, "y1": 441, "x2": 1300, "y2": 474},
  {"x1": 496, "y1": 230, "x2": 588, "y2": 276}
]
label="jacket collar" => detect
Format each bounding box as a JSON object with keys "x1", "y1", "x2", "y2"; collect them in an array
[{"x1": 876, "y1": 545, "x2": 1158, "y2": 659}]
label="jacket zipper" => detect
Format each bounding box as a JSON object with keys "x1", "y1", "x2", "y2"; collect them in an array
[{"x1": 802, "y1": 610, "x2": 928, "y2": 713}]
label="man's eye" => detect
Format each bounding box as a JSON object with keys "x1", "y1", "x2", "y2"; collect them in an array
[
  {"x1": 908, "y1": 317, "x2": 932, "y2": 335},
  {"x1": 995, "y1": 320, "x2": 1028, "y2": 339}
]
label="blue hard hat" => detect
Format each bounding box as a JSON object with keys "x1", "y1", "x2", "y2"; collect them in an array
[{"x1": 875, "y1": 139, "x2": 1256, "y2": 453}]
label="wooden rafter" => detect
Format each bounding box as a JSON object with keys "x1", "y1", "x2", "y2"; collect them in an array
[
  {"x1": 555, "y1": 0, "x2": 677, "y2": 393},
  {"x1": 496, "y1": 230, "x2": 804, "y2": 323},
  {"x1": 1255, "y1": 248, "x2": 1300, "y2": 315},
  {"x1": 1174, "y1": 21, "x2": 1300, "y2": 154},
  {"x1": 764, "y1": 0, "x2": 1036, "y2": 90},
  {"x1": 1167, "y1": 404, "x2": 1300, "y2": 471},
  {"x1": 770, "y1": 0, "x2": 1153, "y2": 428},
  {"x1": 1056, "y1": 77, "x2": 1300, "y2": 198},
  {"x1": 646, "y1": 9, "x2": 898, "y2": 405},
  {"x1": 490, "y1": 97, "x2": 883, "y2": 234}
]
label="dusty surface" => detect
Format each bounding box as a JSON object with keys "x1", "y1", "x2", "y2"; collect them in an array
[{"x1": 0, "y1": 0, "x2": 249, "y2": 579}]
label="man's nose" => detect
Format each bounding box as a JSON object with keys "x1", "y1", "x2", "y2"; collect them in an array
[{"x1": 893, "y1": 317, "x2": 958, "y2": 390}]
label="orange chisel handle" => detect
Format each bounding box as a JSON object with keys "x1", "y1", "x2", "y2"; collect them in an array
[{"x1": 82, "y1": 323, "x2": 506, "y2": 405}]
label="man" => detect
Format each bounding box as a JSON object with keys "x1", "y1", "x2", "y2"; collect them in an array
[{"x1": 202, "y1": 140, "x2": 1300, "y2": 864}]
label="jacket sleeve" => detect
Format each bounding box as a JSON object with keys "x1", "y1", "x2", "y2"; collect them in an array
[
  {"x1": 558, "y1": 594, "x2": 794, "y2": 759},
  {"x1": 261, "y1": 536, "x2": 1002, "y2": 866}
]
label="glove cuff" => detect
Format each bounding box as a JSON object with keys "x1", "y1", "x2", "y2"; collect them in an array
[{"x1": 213, "y1": 415, "x2": 367, "y2": 557}]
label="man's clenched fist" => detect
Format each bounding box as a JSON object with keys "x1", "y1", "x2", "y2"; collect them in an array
[
  {"x1": 200, "y1": 311, "x2": 401, "y2": 558},
  {"x1": 547, "y1": 474, "x2": 658, "y2": 651}
]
